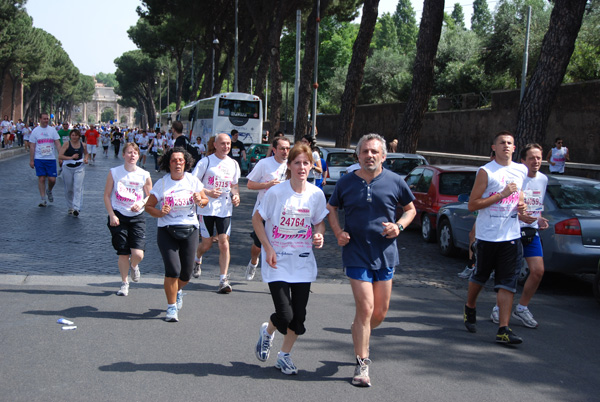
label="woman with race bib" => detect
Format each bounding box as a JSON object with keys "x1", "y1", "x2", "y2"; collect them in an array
[
  {"x1": 58, "y1": 128, "x2": 88, "y2": 216},
  {"x1": 144, "y1": 147, "x2": 208, "y2": 322},
  {"x1": 252, "y1": 143, "x2": 328, "y2": 375},
  {"x1": 103, "y1": 142, "x2": 152, "y2": 297}
]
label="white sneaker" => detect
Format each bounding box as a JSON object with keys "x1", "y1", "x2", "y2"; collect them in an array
[
  {"x1": 131, "y1": 266, "x2": 140, "y2": 282},
  {"x1": 490, "y1": 306, "x2": 499, "y2": 324},
  {"x1": 458, "y1": 266, "x2": 474, "y2": 279},
  {"x1": 245, "y1": 260, "x2": 258, "y2": 281},
  {"x1": 116, "y1": 282, "x2": 129, "y2": 296},
  {"x1": 218, "y1": 275, "x2": 232, "y2": 294},
  {"x1": 193, "y1": 261, "x2": 201, "y2": 278},
  {"x1": 512, "y1": 307, "x2": 539, "y2": 328}
]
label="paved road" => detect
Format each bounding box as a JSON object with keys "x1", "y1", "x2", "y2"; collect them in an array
[{"x1": 1, "y1": 148, "x2": 599, "y2": 401}]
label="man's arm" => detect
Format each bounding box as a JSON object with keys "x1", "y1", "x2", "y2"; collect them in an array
[
  {"x1": 381, "y1": 202, "x2": 417, "y2": 238},
  {"x1": 247, "y1": 179, "x2": 279, "y2": 191},
  {"x1": 326, "y1": 204, "x2": 350, "y2": 246}
]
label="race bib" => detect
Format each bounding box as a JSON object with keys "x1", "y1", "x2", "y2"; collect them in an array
[
  {"x1": 277, "y1": 206, "x2": 311, "y2": 235},
  {"x1": 524, "y1": 189, "x2": 544, "y2": 213}
]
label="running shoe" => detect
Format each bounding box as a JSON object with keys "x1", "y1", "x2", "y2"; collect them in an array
[
  {"x1": 73, "y1": 210, "x2": 79, "y2": 217},
  {"x1": 46, "y1": 189, "x2": 53, "y2": 202},
  {"x1": 255, "y1": 322, "x2": 273, "y2": 362},
  {"x1": 218, "y1": 275, "x2": 232, "y2": 294},
  {"x1": 165, "y1": 306, "x2": 179, "y2": 322},
  {"x1": 176, "y1": 289, "x2": 183, "y2": 311},
  {"x1": 38, "y1": 200, "x2": 47, "y2": 207},
  {"x1": 458, "y1": 265, "x2": 474, "y2": 279},
  {"x1": 275, "y1": 353, "x2": 298, "y2": 375},
  {"x1": 464, "y1": 305, "x2": 477, "y2": 333},
  {"x1": 193, "y1": 259, "x2": 202, "y2": 278},
  {"x1": 68, "y1": 209, "x2": 74, "y2": 215},
  {"x1": 496, "y1": 327, "x2": 523, "y2": 345},
  {"x1": 512, "y1": 307, "x2": 538, "y2": 328},
  {"x1": 116, "y1": 282, "x2": 129, "y2": 296},
  {"x1": 490, "y1": 306, "x2": 499, "y2": 324},
  {"x1": 131, "y1": 266, "x2": 140, "y2": 282},
  {"x1": 245, "y1": 260, "x2": 258, "y2": 281},
  {"x1": 352, "y1": 356, "x2": 372, "y2": 387}
]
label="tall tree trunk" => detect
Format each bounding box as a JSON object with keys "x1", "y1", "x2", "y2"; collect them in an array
[
  {"x1": 514, "y1": 0, "x2": 587, "y2": 154},
  {"x1": 295, "y1": 2, "x2": 319, "y2": 141},
  {"x1": 397, "y1": 0, "x2": 445, "y2": 153},
  {"x1": 336, "y1": 0, "x2": 379, "y2": 148}
]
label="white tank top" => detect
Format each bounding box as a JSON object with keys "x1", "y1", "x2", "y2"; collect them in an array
[
  {"x1": 110, "y1": 165, "x2": 151, "y2": 217},
  {"x1": 549, "y1": 147, "x2": 568, "y2": 173},
  {"x1": 475, "y1": 160, "x2": 528, "y2": 242}
]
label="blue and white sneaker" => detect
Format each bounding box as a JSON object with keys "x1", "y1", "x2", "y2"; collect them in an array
[
  {"x1": 176, "y1": 290, "x2": 183, "y2": 311},
  {"x1": 255, "y1": 322, "x2": 273, "y2": 362},
  {"x1": 165, "y1": 306, "x2": 178, "y2": 322},
  {"x1": 275, "y1": 353, "x2": 298, "y2": 375}
]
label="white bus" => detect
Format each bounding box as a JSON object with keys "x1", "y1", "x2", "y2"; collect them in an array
[{"x1": 178, "y1": 92, "x2": 263, "y2": 145}]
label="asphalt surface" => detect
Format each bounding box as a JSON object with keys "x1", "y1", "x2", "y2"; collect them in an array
[{"x1": 0, "y1": 147, "x2": 599, "y2": 401}]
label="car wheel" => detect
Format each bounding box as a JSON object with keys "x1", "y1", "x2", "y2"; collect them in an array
[
  {"x1": 421, "y1": 214, "x2": 435, "y2": 243},
  {"x1": 438, "y1": 219, "x2": 457, "y2": 257},
  {"x1": 594, "y1": 260, "x2": 600, "y2": 305},
  {"x1": 518, "y1": 259, "x2": 529, "y2": 285}
]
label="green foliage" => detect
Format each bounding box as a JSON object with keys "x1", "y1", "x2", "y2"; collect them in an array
[
  {"x1": 392, "y1": 0, "x2": 418, "y2": 54},
  {"x1": 483, "y1": 0, "x2": 552, "y2": 88},
  {"x1": 101, "y1": 108, "x2": 115, "y2": 122},
  {"x1": 88, "y1": 114, "x2": 96, "y2": 124},
  {"x1": 360, "y1": 48, "x2": 412, "y2": 104},
  {"x1": 95, "y1": 72, "x2": 118, "y2": 87},
  {"x1": 373, "y1": 13, "x2": 399, "y2": 51},
  {"x1": 451, "y1": 3, "x2": 466, "y2": 30},
  {"x1": 565, "y1": 7, "x2": 600, "y2": 82},
  {"x1": 471, "y1": 0, "x2": 493, "y2": 36}
]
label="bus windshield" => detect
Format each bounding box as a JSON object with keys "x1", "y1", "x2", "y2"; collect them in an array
[{"x1": 218, "y1": 99, "x2": 260, "y2": 119}]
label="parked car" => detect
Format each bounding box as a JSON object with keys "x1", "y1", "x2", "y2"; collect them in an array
[
  {"x1": 436, "y1": 175, "x2": 600, "y2": 279},
  {"x1": 403, "y1": 165, "x2": 477, "y2": 242},
  {"x1": 383, "y1": 153, "x2": 428, "y2": 180},
  {"x1": 245, "y1": 143, "x2": 270, "y2": 173},
  {"x1": 321, "y1": 147, "x2": 355, "y2": 197}
]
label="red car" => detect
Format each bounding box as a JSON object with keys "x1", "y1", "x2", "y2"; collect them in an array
[{"x1": 403, "y1": 165, "x2": 478, "y2": 242}]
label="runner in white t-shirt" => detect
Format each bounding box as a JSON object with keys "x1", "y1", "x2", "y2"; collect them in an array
[
  {"x1": 103, "y1": 142, "x2": 153, "y2": 297},
  {"x1": 145, "y1": 147, "x2": 208, "y2": 322},
  {"x1": 490, "y1": 143, "x2": 549, "y2": 329},
  {"x1": 191, "y1": 133, "x2": 241, "y2": 293},
  {"x1": 253, "y1": 142, "x2": 328, "y2": 376},
  {"x1": 546, "y1": 137, "x2": 569, "y2": 174},
  {"x1": 28, "y1": 113, "x2": 61, "y2": 207},
  {"x1": 464, "y1": 131, "x2": 528, "y2": 345},
  {"x1": 242, "y1": 136, "x2": 291, "y2": 281}
]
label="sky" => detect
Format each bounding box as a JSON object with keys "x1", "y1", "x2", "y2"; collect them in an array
[{"x1": 24, "y1": 0, "x2": 477, "y2": 77}]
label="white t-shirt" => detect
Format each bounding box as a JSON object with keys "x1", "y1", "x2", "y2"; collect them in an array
[
  {"x1": 312, "y1": 151, "x2": 322, "y2": 180},
  {"x1": 22, "y1": 126, "x2": 30, "y2": 140},
  {"x1": 549, "y1": 147, "x2": 568, "y2": 173},
  {"x1": 0, "y1": 120, "x2": 10, "y2": 134},
  {"x1": 475, "y1": 160, "x2": 528, "y2": 242},
  {"x1": 246, "y1": 156, "x2": 287, "y2": 215},
  {"x1": 192, "y1": 154, "x2": 240, "y2": 218},
  {"x1": 257, "y1": 181, "x2": 329, "y2": 283},
  {"x1": 150, "y1": 173, "x2": 203, "y2": 227},
  {"x1": 138, "y1": 136, "x2": 150, "y2": 149},
  {"x1": 110, "y1": 165, "x2": 151, "y2": 217},
  {"x1": 521, "y1": 172, "x2": 548, "y2": 229},
  {"x1": 29, "y1": 125, "x2": 60, "y2": 160}
]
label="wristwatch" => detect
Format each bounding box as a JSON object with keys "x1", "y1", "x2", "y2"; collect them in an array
[{"x1": 397, "y1": 223, "x2": 404, "y2": 232}]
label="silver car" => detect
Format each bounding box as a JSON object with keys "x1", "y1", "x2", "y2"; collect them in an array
[
  {"x1": 436, "y1": 175, "x2": 600, "y2": 277},
  {"x1": 321, "y1": 147, "x2": 355, "y2": 197}
]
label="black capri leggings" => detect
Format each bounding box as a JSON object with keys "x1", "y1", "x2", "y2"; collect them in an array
[
  {"x1": 157, "y1": 226, "x2": 199, "y2": 282},
  {"x1": 268, "y1": 281, "x2": 311, "y2": 336}
]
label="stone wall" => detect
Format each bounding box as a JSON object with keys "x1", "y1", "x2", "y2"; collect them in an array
[{"x1": 314, "y1": 80, "x2": 600, "y2": 166}]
